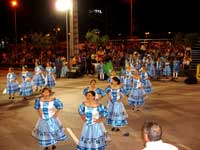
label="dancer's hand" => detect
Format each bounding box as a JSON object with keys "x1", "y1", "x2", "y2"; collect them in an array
[{"x1": 94, "y1": 118, "x2": 103, "y2": 123}]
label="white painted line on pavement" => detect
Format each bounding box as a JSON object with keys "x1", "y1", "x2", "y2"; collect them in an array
[
  {"x1": 177, "y1": 144, "x2": 192, "y2": 150},
  {"x1": 67, "y1": 127, "x2": 79, "y2": 145}
]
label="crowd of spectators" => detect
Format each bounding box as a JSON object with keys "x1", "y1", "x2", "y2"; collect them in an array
[
  {"x1": 0, "y1": 40, "x2": 192, "y2": 77},
  {"x1": 73, "y1": 40, "x2": 192, "y2": 77}
]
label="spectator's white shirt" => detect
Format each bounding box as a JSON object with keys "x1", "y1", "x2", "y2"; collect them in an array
[{"x1": 143, "y1": 140, "x2": 178, "y2": 150}]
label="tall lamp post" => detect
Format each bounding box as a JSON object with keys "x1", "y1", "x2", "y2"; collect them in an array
[
  {"x1": 11, "y1": 0, "x2": 18, "y2": 61},
  {"x1": 55, "y1": 0, "x2": 72, "y2": 64},
  {"x1": 130, "y1": 0, "x2": 133, "y2": 36}
]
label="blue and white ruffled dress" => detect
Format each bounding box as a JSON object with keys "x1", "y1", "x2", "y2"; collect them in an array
[
  {"x1": 19, "y1": 71, "x2": 33, "y2": 96},
  {"x1": 105, "y1": 86, "x2": 128, "y2": 127},
  {"x1": 45, "y1": 67, "x2": 56, "y2": 88},
  {"x1": 83, "y1": 87, "x2": 106, "y2": 101},
  {"x1": 147, "y1": 62, "x2": 156, "y2": 78},
  {"x1": 32, "y1": 66, "x2": 45, "y2": 87},
  {"x1": 140, "y1": 72, "x2": 152, "y2": 94},
  {"x1": 128, "y1": 78, "x2": 145, "y2": 106},
  {"x1": 6, "y1": 73, "x2": 19, "y2": 94},
  {"x1": 32, "y1": 98, "x2": 67, "y2": 147},
  {"x1": 77, "y1": 103, "x2": 108, "y2": 150}
]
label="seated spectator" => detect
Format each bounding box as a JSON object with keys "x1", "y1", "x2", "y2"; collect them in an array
[{"x1": 142, "y1": 121, "x2": 178, "y2": 150}]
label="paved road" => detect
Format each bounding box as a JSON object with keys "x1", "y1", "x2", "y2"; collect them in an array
[{"x1": 0, "y1": 74, "x2": 200, "y2": 150}]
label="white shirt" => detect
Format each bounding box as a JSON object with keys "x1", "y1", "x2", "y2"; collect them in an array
[{"x1": 143, "y1": 140, "x2": 178, "y2": 150}]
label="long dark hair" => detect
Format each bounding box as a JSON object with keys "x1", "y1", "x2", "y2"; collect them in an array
[{"x1": 112, "y1": 76, "x2": 120, "y2": 85}]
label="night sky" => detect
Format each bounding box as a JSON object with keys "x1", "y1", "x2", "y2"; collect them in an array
[{"x1": 0, "y1": 0, "x2": 199, "y2": 40}]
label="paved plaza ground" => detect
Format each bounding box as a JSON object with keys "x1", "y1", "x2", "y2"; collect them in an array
[{"x1": 0, "y1": 71, "x2": 200, "y2": 150}]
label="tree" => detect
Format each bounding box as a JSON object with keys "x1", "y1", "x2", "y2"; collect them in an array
[
  {"x1": 85, "y1": 29, "x2": 109, "y2": 48},
  {"x1": 101, "y1": 35, "x2": 109, "y2": 47},
  {"x1": 28, "y1": 32, "x2": 56, "y2": 64},
  {"x1": 30, "y1": 32, "x2": 55, "y2": 49}
]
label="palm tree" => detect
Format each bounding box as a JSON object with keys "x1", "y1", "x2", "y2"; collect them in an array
[{"x1": 85, "y1": 29, "x2": 109, "y2": 49}]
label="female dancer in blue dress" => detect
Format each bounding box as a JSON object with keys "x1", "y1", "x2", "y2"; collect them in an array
[
  {"x1": 146, "y1": 58, "x2": 156, "y2": 79},
  {"x1": 45, "y1": 62, "x2": 56, "y2": 89},
  {"x1": 32, "y1": 62, "x2": 45, "y2": 92},
  {"x1": 105, "y1": 77, "x2": 129, "y2": 133},
  {"x1": 19, "y1": 66, "x2": 33, "y2": 100},
  {"x1": 83, "y1": 79, "x2": 106, "y2": 101},
  {"x1": 128, "y1": 69, "x2": 146, "y2": 111},
  {"x1": 83, "y1": 79, "x2": 112, "y2": 143},
  {"x1": 140, "y1": 67, "x2": 152, "y2": 94},
  {"x1": 32, "y1": 88, "x2": 67, "y2": 150},
  {"x1": 107, "y1": 70, "x2": 119, "y2": 84},
  {"x1": 122, "y1": 66, "x2": 133, "y2": 94},
  {"x1": 77, "y1": 91, "x2": 108, "y2": 150},
  {"x1": 6, "y1": 67, "x2": 19, "y2": 99}
]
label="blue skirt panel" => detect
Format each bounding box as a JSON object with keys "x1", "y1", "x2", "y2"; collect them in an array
[
  {"x1": 77, "y1": 123, "x2": 106, "y2": 150},
  {"x1": 6, "y1": 82, "x2": 19, "y2": 94},
  {"x1": 128, "y1": 88, "x2": 145, "y2": 106},
  {"x1": 32, "y1": 117, "x2": 67, "y2": 147},
  {"x1": 106, "y1": 101, "x2": 128, "y2": 127},
  {"x1": 19, "y1": 81, "x2": 32, "y2": 96}
]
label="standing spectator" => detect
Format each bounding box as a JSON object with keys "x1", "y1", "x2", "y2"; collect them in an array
[
  {"x1": 85, "y1": 54, "x2": 94, "y2": 75},
  {"x1": 182, "y1": 56, "x2": 191, "y2": 76},
  {"x1": 163, "y1": 59, "x2": 171, "y2": 79},
  {"x1": 60, "y1": 58, "x2": 69, "y2": 78},
  {"x1": 120, "y1": 52, "x2": 126, "y2": 69},
  {"x1": 155, "y1": 58, "x2": 162, "y2": 80},
  {"x1": 96, "y1": 47, "x2": 104, "y2": 63},
  {"x1": 104, "y1": 60, "x2": 113, "y2": 80},
  {"x1": 97, "y1": 61, "x2": 105, "y2": 80},
  {"x1": 32, "y1": 88, "x2": 67, "y2": 150},
  {"x1": 172, "y1": 58, "x2": 181, "y2": 80},
  {"x1": 6, "y1": 67, "x2": 19, "y2": 99},
  {"x1": 55, "y1": 56, "x2": 62, "y2": 78},
  {"x1": 142, "y1": 121, "x2": 178, "y2": 150}
]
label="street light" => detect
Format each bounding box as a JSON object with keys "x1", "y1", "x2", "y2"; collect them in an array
[
  {"x1": 130, "y1": 0, "x2": 133, "y2": 36},
  {"x1": 55, "y1": 0, "x2": 72, "y2": 64},
  {"x1": 10, "y1": 0, "x2": 18, "y2": 61}
]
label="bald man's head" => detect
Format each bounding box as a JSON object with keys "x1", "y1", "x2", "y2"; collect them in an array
[{"x1": 143, "y1": 121, "x2": 162, "y2": 141}]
